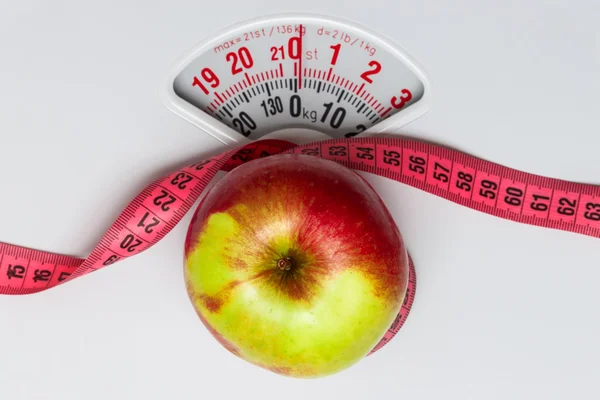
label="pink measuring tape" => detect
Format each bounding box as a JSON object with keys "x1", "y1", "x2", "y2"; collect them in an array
[
  {"x1": 2, "y1": 13, "x2": 597, "y2": 357},
  {"x1": 1, "y1": 136, "x2": 597, "y2": 353}
]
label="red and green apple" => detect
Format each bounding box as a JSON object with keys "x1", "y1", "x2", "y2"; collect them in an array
[{"x1": 184, "y1": 153, "x2": 408, "y2": 378}]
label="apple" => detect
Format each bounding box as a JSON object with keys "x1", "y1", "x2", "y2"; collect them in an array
[{"x1": 184, "y1": 153, "x2": 408, "y2": 378}]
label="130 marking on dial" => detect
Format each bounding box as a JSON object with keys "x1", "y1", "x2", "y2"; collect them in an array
[{"x1": 163, "y1": 14, "x2": 430, "y2": 144}]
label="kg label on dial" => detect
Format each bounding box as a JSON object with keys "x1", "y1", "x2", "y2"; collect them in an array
[{"x1": 161, "y1": 13, "x2": 431, "y2": 145}]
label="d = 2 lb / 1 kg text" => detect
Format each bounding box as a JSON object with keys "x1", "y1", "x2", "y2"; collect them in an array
[{"x1": 317, "y1": 27, "x2": 377, "y2": 56}]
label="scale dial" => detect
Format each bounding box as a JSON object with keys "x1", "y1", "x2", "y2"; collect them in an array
[{"x1": 161, "y1": 13, "x2": 431, "y2": 145}]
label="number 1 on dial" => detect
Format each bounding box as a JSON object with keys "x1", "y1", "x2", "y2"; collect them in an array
[{"x1": 330, "y1": 44, "x2": 341, "y2": 65}]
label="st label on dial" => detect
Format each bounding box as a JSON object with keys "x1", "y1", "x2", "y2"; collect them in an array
[{"x1": 165, "y1": 14, "x2": 430, "y2": 144}]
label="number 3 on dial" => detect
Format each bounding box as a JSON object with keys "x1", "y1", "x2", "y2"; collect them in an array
[{"x1": 391, "y1": 89, "x2": 413, "y2": 109}]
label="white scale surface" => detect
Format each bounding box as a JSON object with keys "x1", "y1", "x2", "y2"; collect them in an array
[{"x1": 0, "y1": 1, "x2": 598, "y2": 399}]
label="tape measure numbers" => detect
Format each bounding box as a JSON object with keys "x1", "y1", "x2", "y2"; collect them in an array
[
  {"x1": 2, "y1": 13, "x2": 598, "y2": 355},
  {"x1": 1, "y1": 136, "x2": 598, "y2": 351}
]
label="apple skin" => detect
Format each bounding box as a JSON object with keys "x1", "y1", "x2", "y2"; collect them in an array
[{"x1": 184, "y1": 154, "x2": 408, "y2": 378}]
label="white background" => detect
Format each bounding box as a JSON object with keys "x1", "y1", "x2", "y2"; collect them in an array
[{"x1": 0, "y1": 1, "x2": 598, "y2": 399}]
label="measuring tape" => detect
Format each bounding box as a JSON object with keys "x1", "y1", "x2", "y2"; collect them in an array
[
  {"x1": 1, "y1": 14, "x2": 598, "y2": 356},
  {"x1": 1, "y1": 135, "x2": 598, "y2": 350}
]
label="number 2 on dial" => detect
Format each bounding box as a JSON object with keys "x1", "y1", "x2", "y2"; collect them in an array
[{"x1": 360, "y1": 60, "x2": 381, "y2": 83}]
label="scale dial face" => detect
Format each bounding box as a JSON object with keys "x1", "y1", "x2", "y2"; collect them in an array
[{"x1": 161, "y1": 13, "x2": 431, "y2": 145}]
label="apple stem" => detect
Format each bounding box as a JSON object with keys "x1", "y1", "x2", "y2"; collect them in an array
[{"x1": 277, "y1": 257, "x2": 294, "y2": 271}]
